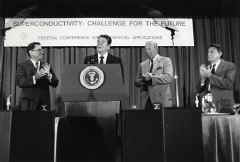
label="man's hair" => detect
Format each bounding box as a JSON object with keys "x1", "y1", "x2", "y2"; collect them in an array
[
  {"x1": 27, "y1": 42, "x2": 41, "y2": 56},
  {"x1": 146, "y1": 41, "x2": 158, "y2": 49},
  {"x1": 98, "y1": 34, "x2": 112, "y2": 45},
  {"x1": 209, "y1": 43, "x2": 222, "y2": 53}
]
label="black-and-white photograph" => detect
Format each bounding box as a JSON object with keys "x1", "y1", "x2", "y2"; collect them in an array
[{"x1": 0, "y1": 0, "x2": 240, "y2": 162}]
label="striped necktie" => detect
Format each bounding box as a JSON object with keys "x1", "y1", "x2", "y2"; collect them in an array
[
  {"x1": 149, "y1": 59, "x2": 153, "y2": 72},
  {"x1": 100, "y1": 56, "x2": 104, "y2": 64}
]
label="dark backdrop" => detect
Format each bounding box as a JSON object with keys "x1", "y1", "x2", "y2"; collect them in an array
[{"x1": 0, "y1": 18, "x2": 240, "y2": 110}]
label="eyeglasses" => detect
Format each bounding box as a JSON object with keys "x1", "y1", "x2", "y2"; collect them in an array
[{"x1": 31, "y1": 49, "x2": 44, "y2": 52}]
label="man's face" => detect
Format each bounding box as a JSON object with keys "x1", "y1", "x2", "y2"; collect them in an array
[
  {"x1": 145, "y1": 42, "x2": 157, "y2": 59},
  {"x1": 208, "y1": 47, "x2": 222, "y2": 63},
  {"x1": 29, "y1": 44, "x2": 44, "y2": 61},
  {"x1": 96, "y1": 37, "x2": 110, "y2": 55}
]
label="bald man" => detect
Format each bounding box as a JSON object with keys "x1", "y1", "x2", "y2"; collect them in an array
[{"x1": 135, "y1": 41, "x2": 174, "y2": 109}]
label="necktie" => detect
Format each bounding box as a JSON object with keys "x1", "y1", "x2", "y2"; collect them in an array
[
  {"x1": 100, "y1": 56, "x2": 104, "y2": 64},
  {"x1": 149, "y1": 59, "x2": 153, "y2": 72},
  {"x1": 211, "y1": 64, "x2": 216, "y2": 74}
]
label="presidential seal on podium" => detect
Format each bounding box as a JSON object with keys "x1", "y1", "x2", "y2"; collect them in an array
[{"x1": 80, "y1": 66, "x2": 105, "y2": 89}]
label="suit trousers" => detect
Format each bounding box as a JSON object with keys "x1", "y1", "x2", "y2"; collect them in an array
[{"x1": 145, "y1": 97, "x2": 153, "y2": 110}]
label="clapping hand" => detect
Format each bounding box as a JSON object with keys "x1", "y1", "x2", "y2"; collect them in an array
[
  {"x1": 42, "y1": 63, "x2": 50, "y2": 75},
  {"x1": 200, "y1": 64, "x2": 211, "y2": 79},
  {"x1": 35, "y1": 63, "x2": 51, "y2": 80},
  {"x1": 142, "y1": 72, "x2": 152, "y2": 81},
  {"x1": 35, "y1": 68, "x2": 46, "y2": 80}
]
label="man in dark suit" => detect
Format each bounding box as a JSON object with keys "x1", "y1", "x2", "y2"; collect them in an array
[
  {"x1": 84, "y1": 34, "x2": 122, "y2": 64},
  {"x1": 16, "y1": 42, "x2": 59, "y2": 111},
  {"x1": 199, "y1": 43, "x2": 236, "y2": 113},
  {"x1": 84, "y1": 34, "x2": 122, "y2": 162}
]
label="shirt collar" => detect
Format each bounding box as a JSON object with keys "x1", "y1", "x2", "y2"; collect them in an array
[
  {"x1": 151, "y1": 54, "x2": 160, "y2": 62},
  {"x1": 98, "y1": 52, "x2": 108, "y2": 64},
  {"x1": 98, "y1": 52, "x2": 108, "y2": 58},
  {"x1": 30, "y1": 59, "x2": 37, "y2": 66},
  {"x1": 30, "y1": 59, "x2": 40, "y2": 68},
  {"x1": 211, "y1": 59, "x2": 221, "y2": 70}
]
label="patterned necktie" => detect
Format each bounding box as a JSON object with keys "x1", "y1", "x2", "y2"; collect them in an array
[
  {"x1": 149, "y1": 59, "x2": 153, "y2": 72},
  {"x1": 100, "y1": 56, "x2": 104, "y2": 64},
  {"x1": 211, "y1": 64, "x2": 216, "y2": 74}
]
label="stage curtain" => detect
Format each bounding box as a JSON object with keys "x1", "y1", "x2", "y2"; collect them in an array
[{"x1": 0, "y1": 18, "x2": 240, "y2": 110}]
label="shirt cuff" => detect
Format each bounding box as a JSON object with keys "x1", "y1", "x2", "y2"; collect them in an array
[
  {"x1": 144, "y1": 78, "x2": 152, "y2": 85},
  {"x1": 33, "y1": 76, "x2": 36, "y2": 85},
  {"x1": 48, "y1": 73, "x2": 52, "y2": 81}
]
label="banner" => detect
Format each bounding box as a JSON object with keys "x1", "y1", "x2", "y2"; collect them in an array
[{"x1": 4, "y1": 18, "x2": 194, "y2": 47}]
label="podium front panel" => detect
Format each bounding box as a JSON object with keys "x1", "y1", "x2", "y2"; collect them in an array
[
  {"x1": 0, "y1": 112, "x2": 12, "y2": 162},
  {"x1": 10, "y1": 112, "x2": 54, "y2": 162},
  {"x1": 120, "y1": 109, "x2": 203, "y2": 162}
]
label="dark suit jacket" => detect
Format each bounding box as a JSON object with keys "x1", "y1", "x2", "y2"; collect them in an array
[
  {"x1": 16, "y1": 59, "x2": 59, "y2": 111},
  {"x1": 84, "y1": 53, "x2": 122, "y2": 64},
  {"x1": 199, "y1": 59, "x2": 236, "y2": 112},
  {"x1": 84, "y1": 53, "x2": 124, "y2": 82}
]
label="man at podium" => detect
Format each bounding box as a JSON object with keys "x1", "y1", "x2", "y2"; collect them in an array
[
  {"x1": 16, "y1": 42, "x2": 59, "y2": 111},
  {"x1": 135, "y1": 41, "x2": 174, "y2": 110},
  {"x1": 84, "y1": 34, "x2": 122, "y2": 64},
  {"x1": 82, "y1": 34, "x2": 123, "y2": 161}
]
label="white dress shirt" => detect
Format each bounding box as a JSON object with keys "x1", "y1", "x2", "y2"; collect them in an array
[
  {"x1": 150, "y1": 54, "x2": 160, "y2": 70},
  {"x1": 30, "y1": 59, "x2": 40, "y2": 85},
  {"x1": 98, "y1": 53, "x2": 108, "y2": 64},
  {"x1": 210, "y1": 59, "x2": 221, "y2": 72}
]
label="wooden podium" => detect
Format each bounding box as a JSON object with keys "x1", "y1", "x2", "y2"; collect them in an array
[
  {"x1": 60, "y1": 64, "x2": 128, "y2": 116},
  {"x1": 57, "y1": 64, "x2": 128, "y2": 162},
  {"x1": 60, "y1": 64, "x2": 127, "y2": 103}
]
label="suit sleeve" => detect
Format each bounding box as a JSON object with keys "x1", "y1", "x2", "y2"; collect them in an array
[
  {"x1": 16, "y1": 64, "x2": 35, "y2": 88},
  {"x1": 84, "y1": 56, "x2": 88, "y2": 64},
  {"x1": 209, "y1": 63, "x2": 236, "y2": 90},
  {"x1": 134, "y1": 64, "x2": 148, "y2": 91},
  {"x1": 135, "y1": 65, "x2": 144, "y2": 87},
  {"x1": 49, "y1": 68, "x2": 59, "y2": 87},
  {"x1": 152, "y1": 57, "x2": 174, "y2": 85}
]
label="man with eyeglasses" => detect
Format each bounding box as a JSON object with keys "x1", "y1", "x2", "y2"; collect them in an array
[{"x1": 16, "y1": 42, "x2": 59, "y2": 111}]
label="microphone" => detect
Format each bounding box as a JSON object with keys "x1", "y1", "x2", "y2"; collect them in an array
[
  {"x1": 164, "y1": 26, "x2": 178, "y2": 32},
  {"x1": 0, "y1": 27, "x2": 12, "y2": 36},
  {"x1": 164, "y1": 26, "x2": 178, "y2": 43}
]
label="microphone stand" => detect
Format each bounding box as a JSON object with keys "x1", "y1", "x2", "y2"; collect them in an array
[
  {"x1": 0, "y1": 17, "x2": 7, "y2": 111},
  {"x1": 151, "y1": 18, "x2": 179, "y2": 162},
  {"x1": 164, "y1": 26, "x2": 179, "y2": 107},
  {"x1": 161, "y1": 26, "x2": 178, "y2": 162},
  {"x1": 1, "y1": 18, "x2": 26, "y2": 111},
  {"x1": 152, "y1": 18, "x2": 180, "y2": 108}
]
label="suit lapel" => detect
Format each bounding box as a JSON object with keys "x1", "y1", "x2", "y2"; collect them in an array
[
  {"x1": 25, "y1": 59, "x2": 37, "y2": 74},
  {"x1": 215, "y1": 60, "x2": 224, "y2": 74},
  {"x1": 151, "y1": 55, "x2": 162, "y2": 73},
  {"x1": 27, "y1": 59, "x2": 36, "y2": 70},
  {"x1": 106, "y1": 54, "x2": 112, "y2": 64},
  {"x1": 92, "y1": 54, "x2": 98, "y2": 64},
  {"x1": 142, "y1": 59, "x2": 151, "y2": 74}
]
